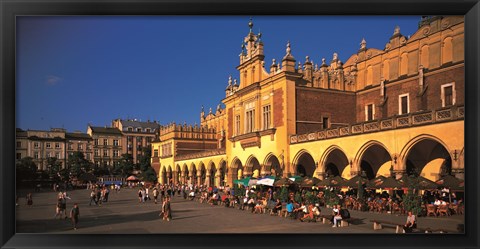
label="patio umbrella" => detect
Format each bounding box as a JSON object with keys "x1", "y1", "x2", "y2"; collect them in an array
[
  {"x1": 234, "y1": 177, "x2": 257, "y2": 187},
  {"x1": 126, "y1": 175, "x2": 139, "y2": 181},
  {"x1": 316, "y1": 175, "x2": 347, "y2": 188},
  {"x1": 398, "y1": 175, "x2": 438, "y2": 190},
  {"x1": 288, "y1": 175, "x2": 303, "y2": 183},
  {"x1": 273, "y1": 177, "x2": 297, "y2": 187},
  {"x1": 435, "y1": 175, "x2": 464, "y2": 191},
  {"x1": 299, "y1": 176, "x2": 321, "y2": 188},
  {"x1": 366, "y1": 175, "x2": 403, "y2": 190},
  {"x1": 344, "y1": 175, "x2": 369, "y2": 188},
  {"x1": 256, "y1": 176, "x2": 276, "y2": 186}
]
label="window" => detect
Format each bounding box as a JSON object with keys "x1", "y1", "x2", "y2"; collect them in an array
[
  {"x1": 113, "y1": 150, "x2": 119, "y2": 157},
  {"x1": 235, "y1": 115, "x2": 240, "y2": 135},
  {"x1": 262, "y1": 105, "x2": 271, "y2": 130},
  {"x1": 365, "y1": 104, "x2": 375, "y2": 121},
  {"x1": 34, "y1": 142, "x2": 39, "y2": 148},
  {"x1": 399, "y1": 93, "x2": 410, "y2": 115},
  {"x1": 87, "y1": 144, "x2": 91, "y2": 150},
  {"x1": 113, "y1": 139, "x2": 119, "y2": 146},
  {"x1": 56, "y1": 152, "x2": 61, "y2": 159},
  {"x1": 68, "y1": 143, "x2": 73, "y2": 150},
  {"x1": 103, "y1": 150, "x2": 109, "y2": 157},
  {"x1": 94, "y1": 149, "x2": 99, "y2": 157},
  {"x1": 128, "y1": 127, "x2": 133, "y2": 132},
  {"x1": 103, "y1": 139, "x2": 108, "y2": 146},
  {"x1": 86, "y1": 153, "x2": 91, "y2": 160},
  {"x1": 136, "y1": 128, "x2": 142, "y2": 132},
  {"x1": 55, "y1": 143, "x2": 60, "y2": 149},
  {"x1": 16, "y1": 153, "x2": 22, "y2": 160},
  {"x1": 47, "y1": 152, "x2": 52, "y2": 158},
  {"x1": 146, "y1": 128, "x2": 151, "y2": 133},
  {"x1": 127, "y1": 136, "x2": 133, "y2": 142},
  {"x1": 46, "y1": 143, "x2": 51, "y2": 148},
  {"x1": 94, "y1": 139, "x2": 99, "y2": 145},
  {"x1": 153, "y1": 149, "x2": 159, "y2": 157},
  {"x1": 322, "y1": 117, "x2": 329, "y2": 129},
  {"x1": 34, "y1": 152, "x2": 39, "y2": 159},
  {"x1": 246, "y1": 110, "x2": 255, "y2": 133},
  {"x1": 441, "y1": 83, "x2": 455, "y2": 107},
  {"x1": 78, "y1": 144, "x2": 83, "y2": 150},
  {"x1": 16, "y1": 141, "x2": 21, "y2": 148}
]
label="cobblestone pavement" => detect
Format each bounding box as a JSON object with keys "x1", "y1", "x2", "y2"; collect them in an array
[{"x1": 16, "y1": 188, "x2": 464, "y2": 234}]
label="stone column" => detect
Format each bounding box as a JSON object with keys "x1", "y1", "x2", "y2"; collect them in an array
[
  {"x1": 205, "y1": 173, "x2": 211, "y2": 187},
  {"x1": 189, "y1": 172, "x2": 195, "y2": 185},
  {"x1": 197, "y1": 173, "x2": 202, "y2": 187}
]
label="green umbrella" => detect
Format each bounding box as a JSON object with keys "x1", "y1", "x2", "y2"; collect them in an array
[
  {"x1": 273, "y1": 177, "x2": 297, "y2": 187},
  {"x1": 398, "y1": 175, "x2": 438, "y2": 190}
]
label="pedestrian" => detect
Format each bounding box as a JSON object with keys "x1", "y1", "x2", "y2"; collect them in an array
[
  {"x1": 26, "y1": 193, "x2": 33, "y2": 206},
  {"x1": 138, "y1": 188, "x2": 143, "y2": 203},
  {"x1": 153, "y1": 188, "x2": 159, "y2": 204},
  {"x1": 70, "y1": 203, "x2": 80, "y2": 230},
  {"x1": 89, "y1": 190, "x2": 97, "y2": 206},
  {"x1": 104, "y1": 187, "x2": 110, "y2": 202},
  {"x1": 96, "y1": 188, "x2": 102, "y2": 206},
  {"x1": 54, "y1": 196, "x2": 63, "y2": 219},
  {"x1": 163, "y1": 197, "x2": 172, "y2": 221}
]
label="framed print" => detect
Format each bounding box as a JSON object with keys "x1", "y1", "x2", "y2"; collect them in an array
[{"x1": 1, "y1": 0, "x2": 479, "y2": 248}]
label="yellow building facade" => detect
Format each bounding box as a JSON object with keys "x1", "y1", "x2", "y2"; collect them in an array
[{"x1": 152, "y1": 16, "x2": 464, "y2": 186}]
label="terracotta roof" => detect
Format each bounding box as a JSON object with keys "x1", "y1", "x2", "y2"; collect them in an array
[{"x1": 89, "y1": 126, "x2": 122, "y2": 135}]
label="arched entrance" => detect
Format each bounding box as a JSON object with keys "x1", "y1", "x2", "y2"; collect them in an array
[
  {"x1": 218, "y1": 160, "x2": 227, "y2": 186},
  {"x1": 199, "y1": 163, "x2": 206, "y2": 186},
  {"x1": 190, "y1": 164, "x2": 197, "y2": 186},
  {"x1": 182, "y1": 164, "x2": 189, "y2": 185},
  {"x1": 358, "y1": 142, "x2": 392, "y2": 180},
  {"x1": 161, "y1": 166, "x2": 167, "y2": 184},
  {"x1": 246, "y1": 156, "x2": 261, "y2": 178},
  {"x1": 231, "y1": 158, "x2": 243, "y2": 180},
  {"x1": 404, "y1": 138, "x2": 451, "y2": 181},
  {"x1": 294, "y1": 151, "x2": 316, "y2": 177},
  {"x1": 167, "y1": 166, "x2": 173, "y2": 184},
  {"x1": 208, "y1": 162, "x2": 217, "y2": 187},
  {"x1": 175, "y1": 165, "x2": 181, "y2": 184},
  {"x1": 264, "y1": 154, "x2": 283, "y2": 177},
  {"x1": 322, "y1": 147, "x2": 349, "y2": 178}
]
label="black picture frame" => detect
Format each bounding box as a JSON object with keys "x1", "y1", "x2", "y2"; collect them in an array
[{"x1": 1, "y1": 0, "x2": 479, "y2": 248}]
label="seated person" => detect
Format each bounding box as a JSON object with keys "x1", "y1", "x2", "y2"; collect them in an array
[
  {"x1": 208, "y1": 192, "x2": 218, "y2": 205},
  {"x1": 332, "y1": 205, "x2": 343, "y2": 227},
  {"x1": 312, "y1": 204, "x2": 321, "y2": 218},
  {"x1": 286, "y1": 200, "x2": 294, "y2": 218},
  {"x1": 403, "y1": 211, "x2": 417, "y2": 233},
  {"x1": 300, "y1": 203, "x2": 315, "y2": 222},
  {"x1": 293, "y1": 202, "x2": 307, "y2": 220},
  {"x1": 272, "y1": 199, "x2": 282, "y2": 215},
  {"x1": 188, "y1": 191, "x2": 195, "y2": 200},
  {"x1": 247, "y1": 197, "x2": 256, "y2": 212}
]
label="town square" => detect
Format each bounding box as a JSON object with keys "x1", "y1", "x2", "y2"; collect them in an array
[{"x1": 15, "y1": 15, "x2": 465, "y2": 235}]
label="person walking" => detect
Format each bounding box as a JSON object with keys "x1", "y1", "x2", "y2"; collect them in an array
[
  {"x1": 164, "y1": 197, "x2": 172, "y2": 221},
  {"x1": 26, "y1": 193, "x2": 33, "y2": 206},
  {"x1": 70, "y1": 203, "x2": 80, "y2": 230},
  {"x1": 89, "y1": 190, "x2": 97, "y2": 206},
  {"x1": 153, "y1": 188, "x2": 159, "y2": 204}
]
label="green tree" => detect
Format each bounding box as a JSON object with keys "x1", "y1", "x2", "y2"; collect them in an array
[
  {"x1": 114, "y1": 153, "x2": 134, "y2": 177},
  {"x1": 402, "y1": 175, "x2": 423, "y2": 216},
  {"x1": 67, "y1": 151, "x2": 91, "y2": 176},
  {"x1": 138, "y1": 147, "x2": 157, "y2": 182},
  {"x1": 16, "y1": 157, "x2": 37, "y2": 187},
  {"x1": 46, "y1": 157, "x2": 63, "y2": 181}
]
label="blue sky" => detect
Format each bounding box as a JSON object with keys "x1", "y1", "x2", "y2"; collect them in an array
[{"x1": 16, "y1": 16, "x2": 421, "y2": 132}]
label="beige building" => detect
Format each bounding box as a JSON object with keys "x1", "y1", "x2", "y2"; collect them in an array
[
  {"x1": 66, "y1": 132, "x2": 93, "y2": 161},
  {"x1": 15, "y1": 128, "x2": 67, "y2": 170},
  {"x1": 111, "y1": 119, "x2": 160, "y2": 164},
  {"x1": 87, "y1": 126, "x2": 123, "y2": 168},
  {"x1": 153, "y1": 16, "x2": 464, "y2": 187}
]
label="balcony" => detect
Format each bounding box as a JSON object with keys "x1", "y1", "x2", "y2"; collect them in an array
[{"x1": 290, "y1": 105, "x2": 464, "y2": 145}]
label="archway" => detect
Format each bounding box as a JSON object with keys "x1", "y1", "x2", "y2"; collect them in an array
[
  {"x1": 167, "y1": 166, "x2": 173, "y2": 184},
  {"x1": 161, "y1": 166, "x2": 167, "y2": 184},
  {"x1": 404, "y1": 138, "x2": 451, "y2": 181},
  {"x1": 231, "y1": 158, "x2": 243, "y2": 180},
  {"x1": 322, "y1": 147, "x2": 349, "y2": 179},
  {"x1": 246, "y1": 156, "x2": 261, "y2": 178},
  {"x1": 199, "y1": 163, "x2": 206, "y2": 186},
  {"x1": 208, "y1": 162, "x2": 217, "y2": 187},
  {"x1": 294, "y1": 151, "x2": 316, "y2": 177},
  {"x1": 190, "y1": 164, "x2": 197, "y2": 186},
  {"x1": 175, "y1": 165, "x2": 181, "y2": 184},
  {"x1": 358, "y1": 142, "x2": 392, "y2": 180},
  {"x1": 264, "y1": 154, "x2": 283, "y2": 177},
  {"x1": 182, "y1": 164, "x2": 189, "y2": 185},
  {"x1": 218, "y1": 160, "x2": 227, "y2": 186}
]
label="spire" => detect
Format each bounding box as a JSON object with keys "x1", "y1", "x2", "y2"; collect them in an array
[
  {"x1": 248, "y1": 17, "x2": 254, "y2": 33},
  {"x1": 360, "y1": 38, "x2": 367, "y2": 50}
]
